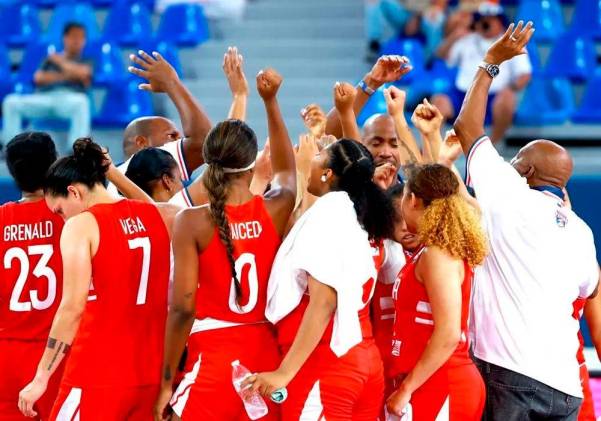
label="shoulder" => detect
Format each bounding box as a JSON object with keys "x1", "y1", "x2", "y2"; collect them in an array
[
  {"x1": 62, "y1": 212, "x2": 98, "y2": 243},
  {"x1": 417, "y1": 246, "x2": 463, "y2": 278},
  {"x1": 173, "y1": 205, "x2": 213, "y2": 238},
  {"x1": 263, "y1": 186, "x2": 296, "y2": 211}
]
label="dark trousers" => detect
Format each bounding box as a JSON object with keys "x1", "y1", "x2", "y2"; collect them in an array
[{"x1": 474, "y1": 357, "x2": 582, "y2": 421}]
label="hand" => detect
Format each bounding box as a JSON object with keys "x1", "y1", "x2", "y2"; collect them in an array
[
  {"x1": 18, "y1": 378, "x2": 47, "y2": 418},
  {"x1": 300, "y1": 104, "x2": 327, "y2": 138},
  {"x1": 411, "y1": 98, "x2": 444, "y2": 136},
  {"x1": 316, "y1": 134, "x2": 337, "y2": 151},
  {"x1": 223, "y1": 46, "x2": 248, "y2": 97},
  {"x1": 333, "y1": 81, "x2": 357, "y2": 114},
  {"x1": 129, "y1": 50, "x2": 179, "y2": 93},
  {"x1": 153, "y1": 384, "x2": 173, "y2": 421},
  {"x1": 254, "y1": 140, "x2": 273, "y2": 183},
  {"x1": 365, "y1": 55, "x2": 412, "y2": 89},
  {"x1": 296, "y1": 133, "x2": 319, "y2": 178},
  {"x1": 438, "y1": 129, "x2": 463, "y2": 166},
  {"x1": 243, "y1": 370, "x2": 292, "y2": 397},
  {"x1": 484, "y1": 20, "x2": 535, "y2": 65},
  {"x1": 383, "y1": 86, "x2": 407, "y2": 118},
  {"x1": 386, "y1": 385, "x2": 412, "y2": 417},
  {"x1": 256, "y1": 68, "x2": 283, "y2": 101},
  {"x1": 373, "y1": 163, "x2": 397, "y2": 190}
]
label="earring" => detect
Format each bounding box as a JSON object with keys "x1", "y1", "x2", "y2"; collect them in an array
[{"x1": 320, "y1": 175, "x2": 327, "y2": 182}]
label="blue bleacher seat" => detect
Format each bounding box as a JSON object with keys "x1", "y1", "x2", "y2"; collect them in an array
[
  {"x1": 573, "y1": 73, "x2": 601, "y2": 123},
  {"x1": 156, "y1": 3, "x2": 209, "y2": 47},
  {"x1": 136, "y1": 40, "x2": 183, "y2": 77},
  {"x1": 0, "y1": 44, "x2": 12, "y2": 102},
  {"x1": 379, "y1": 38, "x2": 425, "y2": 84},
  {"x1": 545, "y1": 33, "x2": 596, "y2": 82},
  {"x1": 516, "y1": 0, "x2": 564, "y2": 42},
  {"x1": 92, "y1": 0, "x2": 115, "y2": 7},
  {"x1": 94, "y1": 77, "x2": 153, "y2": 126},
  {"x1": 46, "y1": 2, "x2": 100, "y2": 44},
  {"x1": 525, "y1": 39, "x2": 542, "y2": 75},
  {"x1": 84, "y1": 40, "x2": 126, "y2": 87},
  {"x1": 357, "y1": 85, "x2": 388, "y2": 127},
  {"x1": 515, "y1": 77, "x2": 574, "y2": 125},
  {"x1": 13, "y1": 41, "x2": 57, "y2": 93},
  {"x1": 104, "y1": 1, "x2": 152, "y2": 46},
  {"x1": 0, "y1": 3, "x2": 41, "y2": 47},
  {"x1": 571, "y1": 0, "x2": 601, "y2": 39}
]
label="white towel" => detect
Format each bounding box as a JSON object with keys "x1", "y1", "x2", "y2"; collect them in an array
[{"x1": 265, "y1": 191, "x2": 378, "y2": 357}]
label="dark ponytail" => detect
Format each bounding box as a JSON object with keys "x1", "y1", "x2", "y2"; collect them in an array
[
  {"x1": 45, "y1": 137, "x2": 108, "y2": 196},
  {"x1": 202, "y1": 119, "x2": 258, "y2": 302},
  {"x1": 328, "y1": 139, "x2": 394, "y2": 241},
  {"x1": 125, "y1": 147, "x2": 178, "y2": 196}
]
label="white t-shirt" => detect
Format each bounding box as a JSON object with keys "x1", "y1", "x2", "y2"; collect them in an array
[
  {"x1": 167, "y1": 187, "x2": 194, "y2": 208},
  {"x1": 466, "y1": 136, "x2": 599, "y2": 398},
  {"x1": 448, "y1": 33, "x2": 532, "y2": 93},
  {"x1": 107, "y1": 138, "x2": 191, "y2": 197}
]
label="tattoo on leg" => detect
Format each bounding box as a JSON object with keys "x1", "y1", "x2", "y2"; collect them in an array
[{"x1": 164, "y1": 365, "x2": 172, "y2": 381}]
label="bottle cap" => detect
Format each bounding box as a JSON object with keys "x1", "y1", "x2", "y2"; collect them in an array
[
  {"x1": 231, "y1": 360, "x2": 240, "y2": 366},
  {"x1": 270, "y1": 388, "x2": 288, "y2": 403}
]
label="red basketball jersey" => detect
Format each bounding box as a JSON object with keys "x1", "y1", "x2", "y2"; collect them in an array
[
  {"x1": 0, "y1": 199, "x2": 64, "y2": 341},
  {"x1": 61, "y1": 200, "x2": 170, "y2": 388},
  {"x1": 195, "y1": 196, "x2": 281, "y2": 325},
  {"x1": 390, "y1": 247, "x2": 473, "y2": 377},
  {"x1": 573, "y1": 298, "x2": 587, "y2": 365}
]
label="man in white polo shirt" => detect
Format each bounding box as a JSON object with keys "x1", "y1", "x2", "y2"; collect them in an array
[{"x1": 454, "y1": 21, "x2": 599, "y2": 420}]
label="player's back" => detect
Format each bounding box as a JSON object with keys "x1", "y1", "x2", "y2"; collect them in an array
[
  {"x1": 0, "y1": 199, "x2": 64, "y2": 340},
  {"x1": 62, "y1": 199, "x2": 170, "y2": 388}
]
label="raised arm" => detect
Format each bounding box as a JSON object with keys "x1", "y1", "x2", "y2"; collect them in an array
[
  {"x1": 411, "y1": 99, "x2": 444, "y2": 163},
  {"x1": 223, "y1": 47, "x2": 249, "y2": 121},
  {"x1": 454, "y1": 21, "x2": 534, "y2": 155},
  {"x1": 129, "y1": 51, "x2": 212, "y2": 172},
  {"x1": 256, "y1": 68, "x2": 297, "y2": 235},
  {"x1": 103, "y1": 150, "x2": 154, "y2": 203},
  {"x1": 383, "y1": 85, "x2": 422, "y2": 166},
  {"x1": 325, "y1": 55, "x2": 412, "y2": 138},
  {"x1": 333, "y1": 82, "x2": 361, "y2": 141},
  {"x1": 18, "y1": 214, "x2": 96, "y2": 418}
]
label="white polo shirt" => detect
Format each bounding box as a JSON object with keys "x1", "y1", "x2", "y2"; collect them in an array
[
  {"x1": 448, "y1": 33, "x2": 532, "y2": 93},
  {"x1": 467, "y1": 136, "x2": 599, "y2": 398},
  {"x1": 107, "y1": 138, "x2": 191, "y2": 197}
]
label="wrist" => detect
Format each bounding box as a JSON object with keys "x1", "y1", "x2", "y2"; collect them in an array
[
  {"x1": 363, "y1": 73, "x2": 382, "y2": 90},
  {"x1": 33, "y1": 371, "x2": 50, "y2": 387},
  {"x1": 483, "y1": 54, "x2": 503, "y2": 66}
]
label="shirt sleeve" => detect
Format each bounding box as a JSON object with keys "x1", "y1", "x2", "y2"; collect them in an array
[
  {"x1": 465, "y1": 136, "x2": 530, "y2": 207},
  {"x1": 160, "y1": 139, "x2": 191, "y2": 182},
  {"x1": 578, "y1": 228, "x2": 599, "y2": 298}
]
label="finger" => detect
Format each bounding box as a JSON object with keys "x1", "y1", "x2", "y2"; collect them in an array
[
  {"x1": 130, "y1": 54, "x2": 151, "y2": 70},
  {"x1": 382, "y1": 87, "x2": 392, "y2": 103},
  {"x1": 138, "y1": 50, "x2": 156, "y2": 65},
  {"x1": 502, "y1": 23, "x2": 515, "y2": 41},
  {"x1": 521, "y1": 27, "x2": 535, "y2": 49},
  {"x1": 128, "y1": 66, "x2": 149, "y2": 78},
  {"x1": 152, "y1": 51, "x2": 164, "y2": 62},
  {"x1": 511, "y1": 20, "x2": 524, "y2": 40},
  {"x1": 138, "y1": 83, "x2": 152, "y2": 91}
]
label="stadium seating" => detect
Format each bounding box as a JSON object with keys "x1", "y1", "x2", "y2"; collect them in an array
[
  {"x1": 84, "y1": 40, "x2": 127, "y2": 86},
  {"x1": 13, "y1": 41, "x2": 58, "y2": 93},
  {"x1": 570, "y1": 0, "x2": 601, "y2": 39},
  {"x1": 379, "y1": 38, "x2": 425, "y2": 84},
  {"x1": 46, "y1": 2, "x2": 100, "y2": 43},
  {"x1": 136, "y1": 40, "x2": 183, "y2": 77},
  {"x1": 156, "y1": 3, "x2": 210, "y2": 47},
  {"x1": 0, "y1": 3, "x2": 41, "y2": 47},
  {"x1": 94, "y1": 77, "x2": 153, "y2": 127},
  {"x1": 516, "y1": 0, "x2": 565, "y2": 43},
  {"x1": 525, "y1": 38, "x2": 542, "y2": 75},
  {"x1": 515, "y1": 77, "x2": 574, "y2": 125},
  {"x1": 104, "y1": 1, "x2": 152, "y2": 46},
  {"x1": 545, "y1": 33, "x2": 596, "y2": 82},
  {"x1": 573, "y1": 74, "x2": 601, "y2": 123}
]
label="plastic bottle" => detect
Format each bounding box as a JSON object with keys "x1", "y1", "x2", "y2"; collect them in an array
[{"x1": 231, "y1": 360, "x2": 269, "y2": 420}]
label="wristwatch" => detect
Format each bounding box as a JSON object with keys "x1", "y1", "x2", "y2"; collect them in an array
[
  {"x1": 358, "y1": 79, "x2": 376, "y2": 96},
  {"x1": 478, "y1": 61, "x2": 500, "y2": 79}
]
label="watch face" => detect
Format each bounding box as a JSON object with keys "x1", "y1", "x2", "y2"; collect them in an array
[{"x1": 489, "y1": 65, "x2": 500, "y2": 77}]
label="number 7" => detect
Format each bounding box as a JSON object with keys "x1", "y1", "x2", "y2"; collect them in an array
[{"x1": 128, "y1": 237, "x2": 151, "y2": 305}]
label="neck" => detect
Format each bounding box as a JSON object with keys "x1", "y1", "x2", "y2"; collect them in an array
[
  {"x1": 20, "y1": 190, "x2": 44, "y2": 202},
  {"x1": 83, "y1": 186, "x2": 117, "y2": 208},
  {"x1": 225, "y1": 178, "x2": 253, "y2": 205}
]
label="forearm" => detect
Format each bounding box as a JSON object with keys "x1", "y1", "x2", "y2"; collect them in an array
[
  {"x1": 453, "y1": 70, "x2": 492, "y2": 154},
  {"x1": 337, "y1": 109, "x2": 361, "y2": 141},
  {"x1": 34, "y1": 71, "x2": 65, "y2": 86},
  {"x1": 264, "y1": 98, "x2": 295, "y2": 175},
  {"x1": 423, "y1": 131, "x2": 443, "y2": 163},
  {"x1": 393, "y1": 115, "x2": 422, "y2": 166},
  {"x1": 161, "y1": 309, "x2": 195, "y2": 388},
  {"x1": 228, "y1": 94, "x2": 248, "y2": 121},
  {"x1": 105, "y1": 166, "x2": 154, "y2": 203},
  {"x1": 250, "y1": 174, "x2": 271, "y2": 196}
]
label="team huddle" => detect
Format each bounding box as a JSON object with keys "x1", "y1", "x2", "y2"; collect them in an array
[{"x1": 1, "y1": 20, "x2": 599, "y2": 421}]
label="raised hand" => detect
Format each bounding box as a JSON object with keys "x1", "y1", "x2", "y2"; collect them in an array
[
  {"x1": 373, "y1": 162, "x2": 397, "y2": 190},
  {"x1": 366, "y1": 55, "x2": 412, "y2": 88},
  {"x1": 223, "y1": 46, "x2": 248, "y2": 97},
  {"x1": 296, "y1": 134, "x2": 319, "y2": 178},
  {"x1": 300, "y1": 104, "x2": 327, "y2": 138},
  {"x1": 333, "y1": 82, "x2": 357, "y2": 114},
  {"x1": 484, "y1": 20, "x2": 535, "y2": 65},
  {"x1": 438, "y1": 129, "x2": 463, "y2": 166},
  {"x1": 317, "y1": 134, "x2": 337, "y2": 151},
  {"x1": 256, "y1": 68, "x2": 283, "y2": 101},
  {"x1": 383, "y1": 85, "x2": 407, "y2": 118},
  {"x1": 129, "y1": 50, "x2": 179, "y2": 93},
  {"x1": 411, "y1": 98, "x2": 444, "y2": 136}
]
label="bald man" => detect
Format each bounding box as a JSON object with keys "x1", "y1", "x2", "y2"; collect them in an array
[
  {"x1": 454, "y1": 21, "x2": 598, "y2": 421},
  {"x1": 122, "y1": 116, "x2": 182, "y2": 159}
]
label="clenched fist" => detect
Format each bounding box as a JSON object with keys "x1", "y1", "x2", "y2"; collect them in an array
[
  {"x1": 333, "y1": 81, "x2": 357, "y2": 114},
  {"x1": 256, "y1": 68, "x2": 283, "y2": 101}
]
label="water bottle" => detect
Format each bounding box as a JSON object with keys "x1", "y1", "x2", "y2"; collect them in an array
[{"x1": 231, "y1": 360, "x2": 269, "y2": 420}]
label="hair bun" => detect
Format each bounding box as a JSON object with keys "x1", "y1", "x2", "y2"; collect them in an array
[{"x1": 72, "y1": 137, "x2": 109, "y2": 178}]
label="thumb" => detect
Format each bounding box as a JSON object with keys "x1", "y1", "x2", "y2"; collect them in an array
[
  {"x1": 383, "y1": 87, "x2": 392, "y2": 103},
  {"x1": 138, "y1": 83, "x2": 152, "y2": 91}
]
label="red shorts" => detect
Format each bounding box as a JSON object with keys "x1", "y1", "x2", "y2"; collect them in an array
[
  {"x1": 0, "y1": 339, "x2": 62, "y2": 421},
  {"x1": 281, "y1": 339, "x2": 384, "y2": 421},
  {"x1": 578, "y1": 363, "x2": 596, "y2": 421},
  {"x1": 49, "y1": 384, "x2": 158, "y2": 420},
  {"x1": 171, "y1": 323, "x2": 281, "y2": 420},
  {"x1": 391, "y1": 361, "x2": 485, "y2": 420}
]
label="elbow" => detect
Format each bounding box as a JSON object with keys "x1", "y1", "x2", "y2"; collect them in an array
[
  {"x1": 452, "y1": 117, "x2": 467, "y2": 140},
  {"x1": 438, "y1": 326, "x2": 461, "y2": 351},
  {"x1": 170, "y1": 305, "x2": 196, "y2": 325}
]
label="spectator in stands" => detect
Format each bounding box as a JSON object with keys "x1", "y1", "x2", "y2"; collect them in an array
[
  {"x1": 2, "y1": 23, "x2": 92, "y2": 145},
  {"x1": 454, "y1": 21, "x2": 600, "y2": 420},
  {"x1": 433, "y1": 2, "x2": 531, "y2": 144}
]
